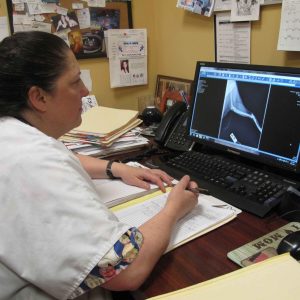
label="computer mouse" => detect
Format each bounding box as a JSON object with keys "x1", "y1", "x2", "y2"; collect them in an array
[{"x1": 277, "y1": 231, "x2": 300, "y2": 260}]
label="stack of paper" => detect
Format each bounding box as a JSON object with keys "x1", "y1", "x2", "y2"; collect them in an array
[
  {"x1": 93, "y1": 178, "x2": 160, "y2": 208},
  {"x1": 93, "y1": 162, "x2": 173, "y2": 207},
  {"x1": 63, "y1": 127, "x2": 149, "y2": 157},
  {"x1": 60, "y1": 106, "x2": 148, "y2": 157}
]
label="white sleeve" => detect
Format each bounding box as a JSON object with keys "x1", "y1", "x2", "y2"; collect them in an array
[{"x1": 1, "y1": 140, "x2": 131, "y2": 299}]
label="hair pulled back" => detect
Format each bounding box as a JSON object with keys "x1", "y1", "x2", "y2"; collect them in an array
[{"x1": 0, "y1": 31, "x2": 71, "y2": 117}]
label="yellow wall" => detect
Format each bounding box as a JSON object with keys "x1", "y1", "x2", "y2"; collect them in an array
[
  {"x1": 84, "y1": 0, "x2": 300, "y2": 110},
  {"x1": 1, "y1": 0, "x2": 300, "y2": 110}
]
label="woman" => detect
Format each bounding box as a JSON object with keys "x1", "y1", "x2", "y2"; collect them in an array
[
  {"x1": 0, "y1": 31, "x2": 198, "y2": 300},
  {"x1": 120, "y1": 60, "x2": 129, "y2": 74}
]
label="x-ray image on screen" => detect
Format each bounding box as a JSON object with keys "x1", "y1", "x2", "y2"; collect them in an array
[
  {"x1": 219, "y1": 80, "x2": 269, "y2": 148},
  {"x1": 188, "y1": 62, "x2": 300, "y2": 172}
]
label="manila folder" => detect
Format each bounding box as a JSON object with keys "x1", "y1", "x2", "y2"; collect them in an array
[
  {"x1": 74, "y1": 106, "x2": 138, "y2": 136},
  {"x1": 147, "y1": 253, "x2": 300, "y2": 300}
]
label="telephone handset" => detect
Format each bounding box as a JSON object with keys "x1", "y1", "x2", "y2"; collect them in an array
[{"x1": 154, "y1": 101, "x2": 194, "y2": 151}]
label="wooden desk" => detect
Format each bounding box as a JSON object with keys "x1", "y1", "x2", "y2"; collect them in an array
[
  {"x1": 138, "y1": 211, "x2": 286, "y2": 299},
  {"x1": 112, "y1": 147, "x2": 288, "y2": 299}
]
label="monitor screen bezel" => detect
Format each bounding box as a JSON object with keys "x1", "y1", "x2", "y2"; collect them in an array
[{"x1": 187, "y1": 61, "x2": 300, "y2": 174}]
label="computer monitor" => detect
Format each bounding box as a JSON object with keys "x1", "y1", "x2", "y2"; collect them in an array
[{"x1": 188, "y1": 61, "x2": 300, "y2": 174}]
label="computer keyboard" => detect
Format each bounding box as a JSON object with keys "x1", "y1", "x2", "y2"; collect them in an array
[{"x1": 158, "y1": 151, "x2": 294, "y2": 217}]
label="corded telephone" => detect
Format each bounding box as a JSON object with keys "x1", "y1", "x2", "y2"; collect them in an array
[{"x1": 154, "y1": 101, "x2": 194, "y2": 151}]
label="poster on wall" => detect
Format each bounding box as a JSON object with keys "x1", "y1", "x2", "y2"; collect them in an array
[{"x1": 107, "y1": 28, "x2": 148, "y2": 88}]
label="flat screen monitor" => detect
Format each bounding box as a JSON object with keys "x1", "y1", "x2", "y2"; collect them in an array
[{"x1": 188, "y1": 61, "x2": 300, "y2": 174}]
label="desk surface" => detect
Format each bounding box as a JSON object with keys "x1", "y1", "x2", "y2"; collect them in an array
[
  {"x1": 113, "y1": 147, "x2": 288, "y2": 300},
  {"x1": 138, "y1": 211, "x2": 286, "y2": 299}
]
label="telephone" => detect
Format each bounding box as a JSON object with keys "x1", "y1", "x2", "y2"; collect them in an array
[{"x1": 154, "y1": 101, "x2": 194, "y2": 151}]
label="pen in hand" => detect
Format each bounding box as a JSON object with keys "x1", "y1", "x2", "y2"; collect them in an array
[
  {"x1": 171, "y1": 183, "x2": 210, "y2": 195},
  {"x1": 187, "y1": 187, "x2": 210, "y2": 195}
]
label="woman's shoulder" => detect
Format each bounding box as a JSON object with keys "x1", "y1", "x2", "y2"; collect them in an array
[{"x1": 0, "y1": 117, "x2": 79, "y2": 167}]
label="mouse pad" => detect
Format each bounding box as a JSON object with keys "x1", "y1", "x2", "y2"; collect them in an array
[
  {"x1": 241, "y1": 247, "x2": 278, "y2": 267},
  {"x1": 227, "y1": 222, "x2": 300, "y2": 267}
]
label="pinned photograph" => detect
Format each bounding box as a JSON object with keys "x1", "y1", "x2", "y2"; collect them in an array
[
  {"x1": 68, "y1": 30, "x2": 83, "y2": 54},
  {"x1": 52, "y1": 12, "x2": 79, "y2": 32},
  {"x1": 193, "y1": 0, "x2": 215, "y2": 17},
  {"x1": 120, "y1": 59, "x2": 130, "y2": 74},
  {"x1": 231, "y1": 0, "x2": 260, "y2": 22},
  {"x1": 176, "y1": 0, "x2": 195, "y2": 11}
]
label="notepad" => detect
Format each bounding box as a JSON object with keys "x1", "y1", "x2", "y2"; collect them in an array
[
  {"x1": 147, "y1": 254, "x2": 300, "y2": 300},
  {"x1": 93, "y1": 178, "x2": 160, "y2": 208},
  {"x1": 111, "y1": 191, "x2": 238, "y2": 253}
]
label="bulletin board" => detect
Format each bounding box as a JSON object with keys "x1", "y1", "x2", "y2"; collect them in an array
[{"x1": 6, "y1": 0, "x2": 132, "y2": 59}]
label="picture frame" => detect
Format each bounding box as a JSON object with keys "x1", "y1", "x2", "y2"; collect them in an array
[
  {"x1": 155, "y1": 75, "x2": 193, "y2": 113},
  {"x1": 6, "y1": 0, "x2": 133, "y2": 60}
]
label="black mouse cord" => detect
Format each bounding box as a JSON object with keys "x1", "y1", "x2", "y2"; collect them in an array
[{"x1": 278, "y1": 209, "x2": 300, "y2": 220}]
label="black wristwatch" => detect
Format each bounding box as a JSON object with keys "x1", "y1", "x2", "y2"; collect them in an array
[{"x1": 106, "y1": 160, "x2": 120, "y2": 179}]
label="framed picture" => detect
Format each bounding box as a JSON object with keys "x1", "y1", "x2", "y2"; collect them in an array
[
  {"x1": 6, "y1": 0, "x2": 133, "y2": 59},
  {"x1": 155, "y1": 75, "x2": 193, "y2": 113}
]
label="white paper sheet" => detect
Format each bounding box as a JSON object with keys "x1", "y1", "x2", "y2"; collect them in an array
[
  {"x1": 214, "y1": 0, "x2": 232, "y2": 11},
  {"x1": 277, "y1": 0, "x2": 300, "y2": 51},
  {"x1": 0, "y1": 17, "x2": 10, "y2": 42},
  {"x1": 114, "y1": 192, "x2": 238, "y2": 252},
  {"x1": 215, "y1": 12, "x2": 251, "y2": 64},
  {"x1": 80, "y1": 69, "x2": 93, "y2": 92}
]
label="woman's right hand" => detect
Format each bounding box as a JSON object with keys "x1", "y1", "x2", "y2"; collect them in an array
[
  {"x1": 103, "y1": 175, "x2": 198, "y2": 291},
  {"x1": 163, "y1": 175, "x2": 198, "y2": 221}
]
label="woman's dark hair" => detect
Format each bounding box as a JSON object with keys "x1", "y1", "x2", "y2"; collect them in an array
[{"x1": 0, "y1": 31, "x2": 71, "y2": 117}]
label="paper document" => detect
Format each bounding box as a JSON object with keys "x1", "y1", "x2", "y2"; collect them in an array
[
  {"x1": 93, "y1": 178, "x2": 159, "y2": 208},
  {"x1": 0, "y1": 17, "x2": 10, "y2": 42},
  {"x1": 113, "y1": 191, "x2": 238, "y2": 252},
  {"x1": 93, "y1": 162, "x2": 164, "y2": 207},
  {"x1": 215, "y1": 12, "x2": 250, "y2": 64},
  {"x1": 214, "y1": 0, "x2": 231, "y2": 11},
  {"x1": 277, "y1": 0, "x2": 300, "y2": 51}
]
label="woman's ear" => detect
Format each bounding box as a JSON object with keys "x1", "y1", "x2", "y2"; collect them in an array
[{"x1": 27, "y1": 86, "x2": 48, "y2": 112}]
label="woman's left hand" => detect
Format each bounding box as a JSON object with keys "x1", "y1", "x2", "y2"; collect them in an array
[{"x1": 113, "y1": 163, "x2": 173, "y2": 192}]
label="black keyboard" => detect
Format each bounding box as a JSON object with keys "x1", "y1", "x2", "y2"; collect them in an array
[{"x1": 158, "y1": 151, "x2": 295, "y2": 217}]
